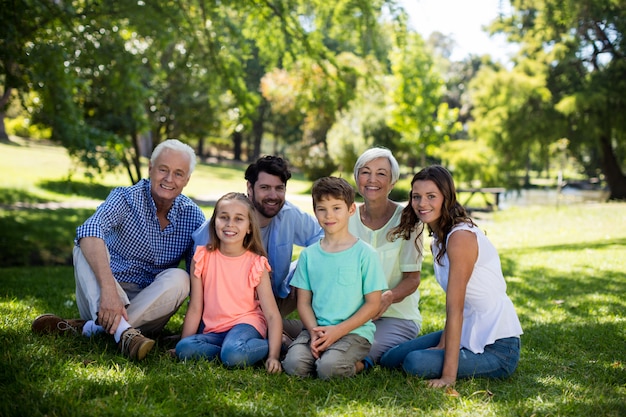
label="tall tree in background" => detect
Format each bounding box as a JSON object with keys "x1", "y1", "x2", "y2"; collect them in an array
[
  {"x1": 490, "y1": 0, "x2": 626, "y2": 199},
  {"x1": 2, "y1": 0, "x2": 405, "y2": 182},
  {"x1": 470, "y1": 60, "x2": 560, "y2": 187},
  {"x1": 387, "y1": 30, "x2": 457, "y2": 169}
]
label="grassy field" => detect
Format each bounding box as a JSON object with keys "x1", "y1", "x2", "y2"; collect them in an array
[{"x1": 1, "y1": 138, "x2": 625, "y2": 416}]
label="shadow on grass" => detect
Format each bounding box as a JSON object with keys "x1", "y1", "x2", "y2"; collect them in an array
[
  {"x1": 499, "y1": 237, "x2": 626, "y2": 321},
  {"x1": 513, "y1": 319, "x2": 626, "y2": 415},
  {"x1": 38, "y1": 179, "x2": 114, "y2": 201},
  {"x1": 0, "y1": 187, "x2": 51, "y2": 205},
  {"x1": 0, "y1": 207, "x2": 93, "y2": 267}
]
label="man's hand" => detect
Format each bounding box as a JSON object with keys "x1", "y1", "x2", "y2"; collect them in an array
[{"x1": 97, "y1": 286, "x2": 128, "y2": 334}]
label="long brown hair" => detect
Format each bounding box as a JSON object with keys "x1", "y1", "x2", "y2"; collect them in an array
[
  {"x1": 207, "y1": 192, "x2": 267, "y2": 258},
  {"x1": 388, "y1": 202, "x2": 425, "y2": 253},
  {"x1": 397, "y1": 165, "x2": 475, "y2": 265}
]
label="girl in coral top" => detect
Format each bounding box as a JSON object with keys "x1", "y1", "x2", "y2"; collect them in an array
[{"x1": 175, "y1": 192, "x2": 282, "y2": 373}]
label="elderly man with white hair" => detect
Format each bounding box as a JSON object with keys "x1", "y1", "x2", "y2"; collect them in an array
[{"x1": 32, "y1": 139, "x2": 205, "y2": 361}]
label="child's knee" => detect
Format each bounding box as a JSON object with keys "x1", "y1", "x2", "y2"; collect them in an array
[
  {"x1": 316, "y1": 355, "x2": 356, "y2": 380},
  {"x1": 282, "y1": 346, "x2": 314, "y2": 377},
  {"x1": 220, "y1": 349, "x2": 251, "y2": 368}
]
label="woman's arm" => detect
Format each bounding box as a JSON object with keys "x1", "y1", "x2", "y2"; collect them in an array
[
  {"x1": 430, "y1": 230, "x2": 477, "y2": 388},
  {"x1": 374, "y1": 271, "x2": 421, "y2": 320},
  {"x1": 257, "y1": 269, "x2": 283, "y2": 373},
  {"x1": 180, "y1": 260, "x2": 203, "y2": 339}
]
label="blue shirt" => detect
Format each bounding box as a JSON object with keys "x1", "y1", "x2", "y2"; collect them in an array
[
  {"x1": 192, "y1": 200, "x2": 323, "y2": 298},
  {"x1": 75, "y1": 178, "x2": 205, "y2": 288}
]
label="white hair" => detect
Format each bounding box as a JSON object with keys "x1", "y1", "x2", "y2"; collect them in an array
[
  {"x1": 353, "y1": 147, "x2": 400, "y2": 185},
  {"x1": 150, "y1": 139, "x2": 196, "y2": 174}
]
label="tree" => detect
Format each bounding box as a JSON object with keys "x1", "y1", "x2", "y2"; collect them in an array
[
  {"x1": 387, "y1": 30, "x2": 457, "y2": 169},
  {"x1": 4, "y1": 0, "x2": 442, "y2": 183},
  {"x1": 470, "y1": 60, "x2": 561, "y2": 187},
  {"x1": 490, "y1": 0, "x2": 626, "y2": 199}
]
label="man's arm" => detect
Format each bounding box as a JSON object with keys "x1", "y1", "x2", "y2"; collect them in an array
[
  {"x1": 291, "y1": 206, "x2": 324, "y2": 247},
  {"x1": 78, "y1": 237, "x2": 128, "y2": 334}
]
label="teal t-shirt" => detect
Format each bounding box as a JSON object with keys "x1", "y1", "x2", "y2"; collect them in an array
[{"x1": 291, "y1": 239, "x2": 386, "y2": 343}]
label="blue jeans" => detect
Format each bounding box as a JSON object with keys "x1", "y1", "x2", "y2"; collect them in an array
[
  {"x1": 175, "y1": 323, "x2": 268, "y2": 368},
  {"x1": 380, "y1": 330, "x2": 520, "y2": 379}
]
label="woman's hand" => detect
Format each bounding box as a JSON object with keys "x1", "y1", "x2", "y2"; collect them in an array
[
  {"x1": 373, "y1": 290, "x2": 394, "y2": 320},
  {"x1": 427, "y1": 376, "x2": 456, "y2": 388}
]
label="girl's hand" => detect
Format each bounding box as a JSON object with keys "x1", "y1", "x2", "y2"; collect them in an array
[
  {"x1": 427, "y1": 376, "x2": 456, "y2": 388},
  {"x1": 265, "y1": 358, "x2": 282, "y2": 374}
]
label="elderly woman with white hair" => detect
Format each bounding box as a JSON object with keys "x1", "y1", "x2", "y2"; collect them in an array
[{"x1": 349, "y1": 147, "x2": 424, "y2": 372}]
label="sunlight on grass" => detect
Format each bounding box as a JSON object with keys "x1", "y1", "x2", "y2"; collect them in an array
[{"x1": 1, "y1": 139, "x2": 625, "y2": 416}]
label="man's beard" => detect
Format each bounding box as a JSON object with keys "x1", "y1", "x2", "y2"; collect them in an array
[{"x1": 250, "y1": 193, "x2": 284, "y2": 219}]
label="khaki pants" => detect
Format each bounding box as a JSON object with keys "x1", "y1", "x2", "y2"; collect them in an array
[
  {"x1": 73, "y1": 246, "x2": 189, "y2": 335},
  {"x1": 282, "y1": 331, "x2": 371, "y2": 379}
]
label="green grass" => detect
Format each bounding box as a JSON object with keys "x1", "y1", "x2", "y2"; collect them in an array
[{"x1": 1, "y1": 138, "x2": 625, "y2": 416}]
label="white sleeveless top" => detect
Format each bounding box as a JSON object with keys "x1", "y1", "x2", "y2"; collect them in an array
[{"x1": 432, "y1": 223, "x2": 523, "y2": 353}]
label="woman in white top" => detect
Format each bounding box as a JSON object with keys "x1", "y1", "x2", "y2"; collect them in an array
[
  {"x1": 380, "y1": 165, "x2": 522, "y2": 388},
  {"x1": 349, "y1": 148, "x2": 424, "y2": 370}
]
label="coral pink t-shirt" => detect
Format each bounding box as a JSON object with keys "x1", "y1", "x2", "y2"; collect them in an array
[{"x1": 193, "y1": 247, "x2": 271, "y2": 337}]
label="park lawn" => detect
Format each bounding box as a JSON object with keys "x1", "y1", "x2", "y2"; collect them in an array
[
  {"x1": 1, "y1": 138, "x2": 625, "y2": 416},
  {"x1": 0, "y1": 137, "x2": 315, "y2": 206},
  {"x1": 1, "y1": 207, "x2": 624, "y2": 416}
]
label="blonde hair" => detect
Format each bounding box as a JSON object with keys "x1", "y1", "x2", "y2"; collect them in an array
[{"x1": 207, "y1": 192, "x2": 267, "y2": 258}]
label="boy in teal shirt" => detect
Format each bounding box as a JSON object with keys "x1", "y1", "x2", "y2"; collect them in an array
[{"x1": 282, "y1": 177, "x2": 386, "y2": 379}]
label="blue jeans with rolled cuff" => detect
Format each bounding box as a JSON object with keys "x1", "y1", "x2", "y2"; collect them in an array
[
  {"x1": 175, "y1": 323, "x2": 268, "y2": 368},
  {"x1": 379, "y1": 330, "x2": 520, "y2": 380}
]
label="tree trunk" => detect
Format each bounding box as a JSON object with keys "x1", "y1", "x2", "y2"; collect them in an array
[
  {"x1": 0, "y1": 87, "x2": 12, "y2": 141},
  {"x1": 130, "y1": 131, "x2": 142, "y2": 184},
  {"x1": 251, "y1": 100, "x2": 269, "y2": 160},
  {"x1": 0, "y1": 112, "x2": 8, "y2": 141},
  {"x1": 197, "y1": 137, "x2": 205, "y2": 160},
  {"x1": 232, "y1": 130, "x2": 243, "y2": 161},
  {"x1": 598, "y1": 133, "x2": 626, "y2": 200}
]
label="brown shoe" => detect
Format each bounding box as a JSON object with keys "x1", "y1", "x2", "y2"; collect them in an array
[
  {"x1": 32, "y1": 314, "x2": 86, "y2": 335},
  {"x1": 118, "y1": 328, "x2": 155, "y2": 361}
]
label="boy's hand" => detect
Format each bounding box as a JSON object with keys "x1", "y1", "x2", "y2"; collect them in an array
[
  {"x1": 309, "y1": 330, "x2": 323, "y2": 358},
  {"x1": 310, "y1": 325, "x2": 341, "y2": 354}
]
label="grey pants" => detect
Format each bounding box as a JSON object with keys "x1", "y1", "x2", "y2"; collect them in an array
[
  {"x1": 282, "y1": 330, "x2": 371, "y2": 379},
  {"x1": 73, "y1": 246, "x2": 190, "y2": 335}
]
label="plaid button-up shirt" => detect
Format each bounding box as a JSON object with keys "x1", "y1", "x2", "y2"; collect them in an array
[{"x1": 75, "y1": 179, "x2": 205, "y2": 288}]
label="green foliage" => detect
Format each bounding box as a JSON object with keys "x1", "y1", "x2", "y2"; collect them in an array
[
  {"x1": 4, "y1": 115, "x2": 51, "y2": 139},
  {"x1": 436, "y1": 139, "x2": 502, "y2": 187},
  {"x1": 486, "y1": 0, "x2": 626, "y2": 198},
  {"x1": 386, "y1": 31, "x2": 458, "y2": 167}
]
